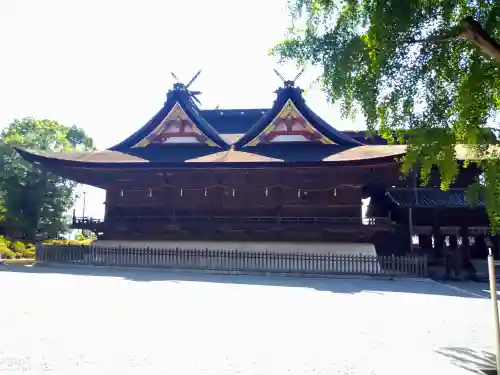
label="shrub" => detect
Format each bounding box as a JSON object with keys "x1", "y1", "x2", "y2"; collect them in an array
[
  {"x1": 75, "y1": 232, "x2": 97, "y2": 242},
  {"x1": 0, "y1": 236, "x2": 11, "y2": 248},
  {"x1": 25, "y1": 243, "x2": 36, "y2": 251},
  {"x1": 0, "y1": 236, "x2": 15, "y2": 259},
  {"x1": 9, "y1": 240, "x2": 36, "y2": 259},
  {"x1": 78, "y1": 239, "x2": 94, "y2": 245},
  {"x1": 0, "y1": 245, "x2": 16, "y2": 259},
  {"x1": 0, "y1": 237, "x2": 94, "y2": 259},
  {"x1": 22, "y1": 249, "x2": 36, "y2": 259},
  {"x1": 43, "y1": 239, "x2": 95, "y2": 246},
  {"x1": 11, "y1": 240, "x2": 25, "y2": 253}
]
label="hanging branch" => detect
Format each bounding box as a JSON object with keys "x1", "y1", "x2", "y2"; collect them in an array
[{"x1": 404, "y1": 17, "x2": 500, "y2": 61}]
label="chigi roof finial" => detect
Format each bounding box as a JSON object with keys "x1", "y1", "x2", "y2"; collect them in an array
[
  {"x1": 169, "y1": 70, "x2": 203, "y2": 106},
  {"x1": 273, "y1": 68, "x2": 305, "y2": 88}
]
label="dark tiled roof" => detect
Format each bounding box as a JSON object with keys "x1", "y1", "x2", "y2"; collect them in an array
[
  {"x1": 199, "y1": 109, "x2": 268, "y2": 134},
  {"x1": 203, "y1": 110, "x2": 386, "y2": 144},
  {"x1": 389, "y1": 188, "x2": 484, "y2": 207},
  {"x1": 200, "y1": 109, "x2": 386, "y2": 144}
]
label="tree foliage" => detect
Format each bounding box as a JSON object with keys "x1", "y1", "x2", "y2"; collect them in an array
[
  {"x1": 0, "y1": 118, "x2": 94, "y2": 239},
  {"x1": 272, "y1": 0, "x2": 500, "y2": 228}
]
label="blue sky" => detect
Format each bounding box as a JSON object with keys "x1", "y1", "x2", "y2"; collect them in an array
[{"x1": 0, "y1": 0, "x2": 360, "y2": 219}]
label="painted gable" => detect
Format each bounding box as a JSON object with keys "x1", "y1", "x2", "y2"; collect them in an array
[
  {"x1": 246, "y1": 99, "x2": 334, "y2": 147},
  {"x1": 133, "y1": 102, "x2": 218, "y2": 147}
]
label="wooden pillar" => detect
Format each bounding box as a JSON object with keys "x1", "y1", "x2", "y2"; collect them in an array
[
  {"x1": 408, "y1": 207, "x2": 414, "y2": 252},
  {"x1": 449, "y1": 234, "x2": 458, "y2": 249},
  {"x1": 431, "y1": 208, "x2": 444, "y2": 260},
  {"x1": 459, "y1": 226, "x2": 470, "y2": 261},
  {"x1": 418, "y1": 234, "x2": 432, "y2": 254},
  {"x1": 433, "y1": 225, "x2": 444, "y2": 259},
  {"x1": 448, "y1": 233, "x2": 462, "y2": 277},
  {"x1": 475, "y1": 234, "x2": 489, "y2": 259},
  {"x1": 418, "y1": 234, "x2": 425, "y2": 250}
]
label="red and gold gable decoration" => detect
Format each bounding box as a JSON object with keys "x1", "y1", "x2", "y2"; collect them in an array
[
  {"x1": 246, "y1": 99, "x2": 334, "y2": 146},
  {"x1": 133, "y1": 102, "x2": 217, "y2": 147}
]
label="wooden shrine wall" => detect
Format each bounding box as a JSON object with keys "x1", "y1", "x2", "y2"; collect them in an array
[{"x1": 103, "y1": 164, "x2": 398, "y2": 220}]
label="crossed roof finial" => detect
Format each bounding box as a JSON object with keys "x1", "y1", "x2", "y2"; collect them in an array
[
  {"x1": 170, "y1": 70, "x2": 203, "y2": 106},
  {"x1": 273, "y1": 68, "x2": 305, "y2": 88}
]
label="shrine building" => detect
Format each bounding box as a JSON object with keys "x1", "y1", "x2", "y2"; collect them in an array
[{"x1": 16, "y1": 76, "x2": 493, "y2": 257}]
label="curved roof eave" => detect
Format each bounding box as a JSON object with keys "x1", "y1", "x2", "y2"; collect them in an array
[
  {"x1": 14, "y1": 145, "x2": 406, "y2": 169},
  {"x1": 109, "y1": 91, "x2": 230, "y2": 151},
  {"x1": 234, "y1": 86, "x2": 363, "y2": 148},
  {"x1": 18, "y1": 144, "x2": 495, "y2": 169}
]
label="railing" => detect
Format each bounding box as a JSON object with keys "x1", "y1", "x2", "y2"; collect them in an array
[
  {"x1": 36, "y1": 245, "x2": 428, "y2": 278},
  {"x1": 71, "y1": 217, "x2": 104, "y2": 226}
]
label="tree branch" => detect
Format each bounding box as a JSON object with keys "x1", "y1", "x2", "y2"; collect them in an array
[
  {"x1": 459, "y1": 16, "x2": 500, "y2": 61},
  {"x1": 403, "y1": 31, "x2": 461, "y2": 45},
  {"x1": 403, "y1": 17, "x2": 500, "y2": 61}
]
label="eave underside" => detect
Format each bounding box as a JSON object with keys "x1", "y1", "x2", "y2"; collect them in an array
[{"x1": 30, "y1": 158, "x2": 401, "y2": 189}]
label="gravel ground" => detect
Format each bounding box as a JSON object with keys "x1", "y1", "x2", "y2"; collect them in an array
[{"x1": 0, "y1": 265, "x2": 498, "y2": 374}]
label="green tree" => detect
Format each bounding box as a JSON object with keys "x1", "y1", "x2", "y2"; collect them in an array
[
  {"x1": 272, "y1": 1, "x2": 500, "y2": 228},
  {"x1": 0, "y1": 118, "x2": 95, "y2": 239}
]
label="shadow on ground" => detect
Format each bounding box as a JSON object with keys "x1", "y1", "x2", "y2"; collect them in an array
[
  {"x1": 1, "y1": 263, "x2": 493, "y2": 299},
  {"x1": 436, "y1": 347, "x2": 497, "y2": 374}
]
